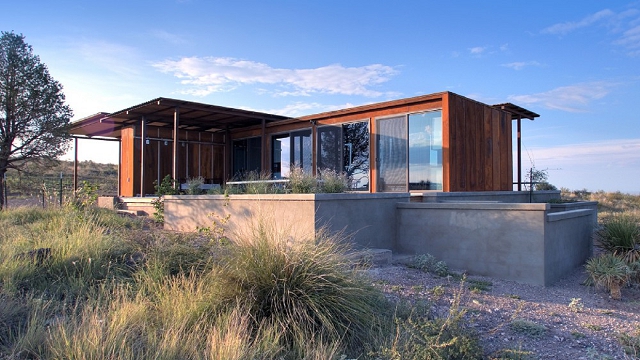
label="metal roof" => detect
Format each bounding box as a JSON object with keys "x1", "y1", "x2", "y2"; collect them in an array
[
  {"x1": 70, "y1": 97, "x2": 292, "y2": 138},
  {"x1": 492, "y1": 103, "x2": 539, "y2": 120}
]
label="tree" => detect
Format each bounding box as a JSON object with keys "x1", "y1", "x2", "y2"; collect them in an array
[{"x1": 0, "y1": 31, "x2": 72, "y2": 210}]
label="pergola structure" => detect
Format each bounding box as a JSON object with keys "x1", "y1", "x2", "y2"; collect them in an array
[{"x1": 70, "y1": 97, "x2": 291, "y2": 196}]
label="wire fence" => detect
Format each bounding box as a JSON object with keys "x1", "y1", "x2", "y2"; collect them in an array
[{"x1": 3, "y1": 173, "x2": 117, "y2": 209}]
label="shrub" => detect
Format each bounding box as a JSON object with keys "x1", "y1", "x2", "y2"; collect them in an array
[
  {"x1": 585, "y1": 254, "x2": 632, "y2": 300},
  {"x1": 318, "y1": 169, "x2": 349, "y2": 193},
  {"x1": 510, "y1": 319, "x2": 547, "y2": 338},
  {"x1": 210, "y1": 220, "x2": 388, "y2": 356},
  {"x1": 185, "y1": 176, "x2": 205, "y2": 195},
  {"x1": 594, "y1": 215, "x2": 640, "y2": 264},
  {"x1": 288, "y1": 166, "x2": 317, "y2": 193},
  {"x1": 375, "y1": 281, "x2": 483, "y2": 360},
  {"x1": 409, "y1": 253, "x2": 449, "y2": 276}
]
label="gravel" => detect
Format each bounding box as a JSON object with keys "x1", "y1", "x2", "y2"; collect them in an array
[{"x1": 367, "y1": 263, "x2": 640, "y2": 359}]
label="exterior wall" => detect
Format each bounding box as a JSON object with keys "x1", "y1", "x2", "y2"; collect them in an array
[
  {"x1": 163, "y1": 193, "x2": 409, "y2": 248},
  {"x1": 395, "y1": 202, "x2": 594, "y2": 286},
  {"x1": 446, "y1": 93, "x2": 513, "y2": 192},
  {"x1": 120, "y1": 127, "x2": 135, "y2": 197}
]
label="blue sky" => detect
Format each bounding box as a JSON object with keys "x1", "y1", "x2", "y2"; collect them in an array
[{"x1": 3, "y1": 1, "x2": 640, "y2": 193}]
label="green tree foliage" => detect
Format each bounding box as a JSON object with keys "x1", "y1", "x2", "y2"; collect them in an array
[{"x1": 0, "y1": 31, "x2": 72, "y2": 210}]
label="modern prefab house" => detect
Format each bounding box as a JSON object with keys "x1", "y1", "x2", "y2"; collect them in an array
[{"x1": 69, "y1": 91, "x2": 538, "y2": 196}]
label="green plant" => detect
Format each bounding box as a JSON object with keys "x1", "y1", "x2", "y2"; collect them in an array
[
  {"x1": 68, "y1": 181, "x2": 100, "y2": 210},
  {"x1": 509, "y1": 319, "x2": 547, "y2": 338},
  {"x1": 617, "y1": 328, "x2": 640, "y2": 358},
  {"x1": 185, "y1": 176, "x2": 205, "y2": 195},
  {"x1": 585, "y1": 254, "x2": 632, "y2": 300},
  {"x1": 468, "y1": 279, "x2": 492, "y2": 292},
  {"x1": 594, "y1": 215, "x2": 640, "y2": 264},
  {"x1": 490, "y1": 346, "x2": 535, "y2": 360},
  {"x1": 152, "y1": 175, "x2": 180, "y2": 223},
  {"x1": 318, "y1": 169, "x2": 349, "y2": 193},
  {"x1": 571, "y1": 331, "x2": 586, "y2": 339},
  {"x1": 210, "y1": 220, "x2": 389, "y2": 356},
  {"x1": 584, "y1": 324, "x2": 603, "y2": 331},
  {"x1": 568, "y1": 297, "x2": 584, "y2": 313},
  {"x1": 409, "y1": 253, "x2": 449, "y2": 276},
  {"x1": 374, "y1": 280, "x2": 483, "y2": 360},
  {"x1": 288, "y1": 166, "x2": 317, "y2": 193}
]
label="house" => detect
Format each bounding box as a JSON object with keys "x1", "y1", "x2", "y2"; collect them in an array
[{"x1": 69, "y1": 91, "x2": 538, "y2": 196}]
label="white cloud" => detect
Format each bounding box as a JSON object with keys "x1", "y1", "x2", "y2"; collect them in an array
[
  {"x1": 469, "y1": 46, "x2": 487, "y2": 55},
  {"x1": 526, "y1": 139, "x2": 640, "y2": 192},
  {"x1": 615, "y1": 24, "x2": 640, "y2": 55},
  {"x1": 150, "y1": 29, "x2": 187, "y2": 45},
  {"x1": 501, "y1": 61, "x2": 542, "y2": 70},
  {"x1": 507, "y1": 81, "x2": 617, "y2": 112},
  {"x1": 541, "y1": 9, "x2": 615, "y2": 35},
  {"x1": 152, "y1": 57, "x2": 398, "y2": 97}
]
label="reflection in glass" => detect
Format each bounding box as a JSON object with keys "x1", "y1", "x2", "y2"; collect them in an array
[
  {"x1": 377, "y1": 116, "x2": 407, "y2": 192},
  {"x1": 317, "y1": 122, "x2": 369, "y2": 191},
  {"x1": 408, "y1": 111, "x2": 442, "y2": 190}
]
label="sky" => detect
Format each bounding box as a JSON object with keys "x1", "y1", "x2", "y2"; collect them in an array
[{"x1": 2, "y1": 0, "x2": 640, "y2": 193}]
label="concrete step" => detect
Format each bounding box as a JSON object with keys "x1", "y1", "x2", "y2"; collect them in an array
[{"x1": 116, "y1": 209, "x2": 145, "y2": 216}]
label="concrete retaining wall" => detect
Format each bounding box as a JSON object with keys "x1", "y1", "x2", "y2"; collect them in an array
[
  {"x1": 396, "y1": 202, "x2": 595, "y2": 286},
  {"x1": 164, "y1": 193, "x2": 409, "y2": 248},
  {"x1": 418, "y1": 190, "x2": 561, "y2": 203}
]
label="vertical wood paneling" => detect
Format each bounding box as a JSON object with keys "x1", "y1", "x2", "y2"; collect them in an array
[
  {"x1": 499, "y1": 112, "x2": 511, "y2": 190},
  {"x1": 441, "y1": 93, "x2": 451, "y2": 192},
  {"x1": 483, "y1": 108, "x2": 493, "y2": 191},
  {"x1": 120, "y1": 127, "x2": 135, "y2": 196},
  {"x1": 491, "y1": 109, "x2": 501, "y2": 190}
]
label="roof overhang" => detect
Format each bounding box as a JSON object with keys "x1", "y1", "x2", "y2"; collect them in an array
[
  {"x1": 492, "y1": 103, "x2": 539, "y2": 120},
  {"x1": 69, "y1": 97, "x2": 292, "y2": 139}
]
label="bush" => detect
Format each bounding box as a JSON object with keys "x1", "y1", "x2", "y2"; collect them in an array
[
  {"x1": 594, "y1": 215, "x2": 640, "y2": 264},
  {"x1": 287, "y1": 166, "x2": 317, "y2": 194},
  {"x1": 409, "y1": 253, "x2": 449, "y2": 276},
  {"x1": 210, "y1": 220, "x2": 388, "y2": 356},
  {"x1": 185, "y1": 176, "x2": 204, "y2": 195},
  {"x1": 585, "y1": 254, "x2": 632, "y2": 300},
  {"x1": 318, "y1": 169, "x2": 349, "y2": 193}
]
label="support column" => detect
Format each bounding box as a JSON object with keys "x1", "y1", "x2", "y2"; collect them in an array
[
  {"x1": 261, "y1": 119, "x2": 267, "y2": 172},
  {"x1": 517, "y1": 116, "x2": 522, "y2": 191},
  {"x1": 117, "y1": 139, "x2": 121, "y2": 196},
  {"x1": 172, "y1": 107, "x2": 180, "y2": 184},
  {"x1": 140, "y1": 116, "x2": 147, "y2": 197},
  {"x1": 224, "y1": 128, "x2": 231, "y2": 183},
  {"x1": 73, "y1": 137, "x2": 79, "y2": 191}
]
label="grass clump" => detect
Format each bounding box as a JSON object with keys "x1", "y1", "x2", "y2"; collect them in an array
[
  {"x1": 585, "y1": 253, "x2": 632, "y2": 300},
  {"x1": 510, "y1": 319, "x2": 547, "y2": 338},
  {"x1": 211, "y1": 221, "x2": 388, "y2": 356},
  {"x1": 594, "y1": 214, "x2": 640, "y2": 264}
]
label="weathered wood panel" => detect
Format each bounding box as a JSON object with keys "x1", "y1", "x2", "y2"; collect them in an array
[{"x1": 120, "y1": 127, "x2": 135, "y2": 196}]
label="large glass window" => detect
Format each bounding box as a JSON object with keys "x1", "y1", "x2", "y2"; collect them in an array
[
  {"x1": 232, "y1": 137, "x2": 261, "y2": 178},
  {"x1": 317, "y1": 121, "x2": 369, "y2": 191},
  {"x1": 272, "y1": 130, "x2": 311, "y2": 179},
  {"x1": 409, "y1": 111, "x2": 442, "y2": 190},
  {"x1": 376, "y1": 110, "x2": 442, "y2": 192}
]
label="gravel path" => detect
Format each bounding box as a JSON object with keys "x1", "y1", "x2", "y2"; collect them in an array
[{"x1": 367, "y1": 264, "x2": 640, "y2": 359}]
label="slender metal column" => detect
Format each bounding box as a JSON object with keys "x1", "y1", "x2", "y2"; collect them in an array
[
  {"x1": 117, "y1": 139, "x2": 121, "y2": 196},
  {"x1": 517, "y1": 116, "x2": 522, "y2": 191},
  {"x1": 140, "y1": 116, "x2": 146, "y2": 197},
  {"x1": 73, "y1": 137, "x2": 78, "y2": 191},
  {"x1": 172, "y1": 108, "x2": 180, "y2": 184},
  {"x1": 261, "y1": 119, "x2": 267, "y2": 172}
]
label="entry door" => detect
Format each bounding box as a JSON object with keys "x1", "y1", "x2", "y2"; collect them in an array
[{"x1": 376, "y1": 116, "x2": 407, "y2": 192}]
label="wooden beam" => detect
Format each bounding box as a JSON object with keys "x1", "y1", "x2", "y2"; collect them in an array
[
  {"x1": 73, "y1": 137, "x2": 78, "y2": 191},
  {"x1": 140, "y1": 116, "x2": 146, "y2": 197}
]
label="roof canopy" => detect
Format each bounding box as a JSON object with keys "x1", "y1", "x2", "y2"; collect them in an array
[
  {"x1": 492, "y1": 103, "x2": 540, "y2": 120},
  {"x1": 70, "y1": 97, "x2": 291, "y2": 139}
]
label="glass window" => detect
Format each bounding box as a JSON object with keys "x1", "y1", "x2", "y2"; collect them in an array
[
  {"x1": 409, "y1": 111, "x2": 443, "y2": 190},
  {"x1": 272, "y1": 130, "x2": 311, "y2": 179},
  {"x1": 232, "y1": 137, "x2": 261, "y2": 178},
  {"x1": 377, "y1": 116, "x2": 407, "y2": 192},
  {"x1": 318, "y1": 121, "x2": 369, "y2": 191}
]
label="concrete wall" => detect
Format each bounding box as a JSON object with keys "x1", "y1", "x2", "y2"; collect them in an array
[
  {"x1": 395, "y1": 202, "x2": 594, "y2": 286},
  {"x1": 164, "y1": 193, "x2": 409, "y2": 248},
  {"x1": 418, "y1": 190, "x2": 561, "y2": 203}
]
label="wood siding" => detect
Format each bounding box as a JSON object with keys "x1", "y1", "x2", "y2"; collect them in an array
[{"x1": 446, "y1": 93, "x2": 512, "y2": 191}]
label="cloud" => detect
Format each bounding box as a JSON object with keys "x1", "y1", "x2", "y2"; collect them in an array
[
  {"x1": 469, "y1": 46, "x2": 487, "y2": 55},
  {"x1": 152, "y1": 57, "x2": 398, "y2": 97},
  {"x1": 541, "y1": 8, "x2": 640, "y2": 55},
  {"x1": 501, "y1": 61, "x2": 542, "y2": 70},
  {"x1": 150, "y1": 29, "x2": 187, "y2": 45},
  {"x1": 507, "y1": 81, "x2": 617, "y2": 112},
  {"x1": 541, "y1": 9, "x2": 615, "y2": 35}
]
